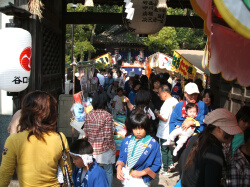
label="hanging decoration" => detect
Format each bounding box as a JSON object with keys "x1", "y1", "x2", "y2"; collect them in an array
[
  {"x1": 191, "y1": 0, "x2": 250, "y2": 86},
  {"x1": 124, "y1": 0, "x2": 134, "y2": 20},
  {"x1": 0, "y1": 26, "x2": 32, "y2": 92},
  {"x1": 28, "y1": 0, "x2": 44, "y2": 20},
  {"x1": 148, "y1": 52, "x2": 173, "y2": 71},
  {"x1": 93, "y1": 53, "x2": 111, "y2": 65},
  {"x1": 123, "y1": 0, "x2": 166, "y2": 34}
]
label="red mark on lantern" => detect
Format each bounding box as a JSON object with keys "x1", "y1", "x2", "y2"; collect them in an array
[{"x1": 20, "y1": 47, "x2": 31, "y2": 71}]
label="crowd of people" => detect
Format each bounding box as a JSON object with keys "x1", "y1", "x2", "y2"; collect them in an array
[{"x1": 0, "y1": 68, "x2": 250, "y2": 187}]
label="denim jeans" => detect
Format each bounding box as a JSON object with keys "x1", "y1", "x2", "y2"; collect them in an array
[{"x1": 102, "y1": 164, "x2": 113, "y2": 187}]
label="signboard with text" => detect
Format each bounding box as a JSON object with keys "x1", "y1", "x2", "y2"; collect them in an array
[
  {"x1": 93, "y1": 53, "x2": 111, "y2": 65},
  {"x1": 172, "y1": 51, "x2": 196, "y2": 80}
]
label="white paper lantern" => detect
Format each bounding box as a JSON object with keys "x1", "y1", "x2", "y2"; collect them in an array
[
  {"x1": 123, "y1": 0, "x2": 166, "y2": 34},
  {"x1": 0, "y1": 27, "x2": 32, "y2": 92}
]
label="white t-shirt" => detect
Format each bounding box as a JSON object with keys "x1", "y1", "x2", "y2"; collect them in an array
[
  {"x1": 156, "y1": 97, "x2": 178, "y2": 139},
  {"x1": 113, "y1": 95, "x2": 124, "y2": 112},
  {"x1": 97, "y1": 73, "x2": 105, "y2": 86}
]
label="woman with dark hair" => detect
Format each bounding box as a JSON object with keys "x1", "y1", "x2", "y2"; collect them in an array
[
  {"x1": 150, "y1": 75, "x2": 164, "y2": 111},
  {"x1": 180, "y1": 109, "x2": 242, "y2": 187},
  {"x1": 171, "y1": 79, "x2": 183, "y2": 101},
  {"x1": 125, "y1": 90, "x2": 156, "y2": 137},
  {"x1": 149, "y1": 72, "x2": 155, "y2": 89},
  {"x1": 140, "y1": 74, "x2": 149, "y2": 90},
  {"x1": 84, "y1": 93, "x2": 116, "y2": 187},
  {"x1": 202, "y1": 89, "x2": 217, "y2": 112},
  {"x1": 128, "y1": 79, "x2": 141, "y2": 105},
  {"x1": 104, "y1": 70, "x2": 114, "y2": 91},
  {"x1": 0, "y1": 91, "x2": 72, "y2": 186}
]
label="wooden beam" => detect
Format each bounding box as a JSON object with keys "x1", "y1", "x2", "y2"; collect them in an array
[
  {"x1": 65, "y1": 0, "x2": 193, "y2": 9},
  {"x1": 165, "y1": 15, "x2": 204, "y2": 28},
  {"x1": 64, "y1": 12, "x2": 204, "y2": 28}
]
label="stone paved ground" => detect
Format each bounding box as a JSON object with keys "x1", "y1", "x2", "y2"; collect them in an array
[
  {"x1": 112, "y1": 162, "x2": 180, "y2": 187},
  {"x1": 9, "y1": 163, "x2": 180, "y2": 187}
]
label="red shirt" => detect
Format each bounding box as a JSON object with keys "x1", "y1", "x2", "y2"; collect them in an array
[{"x1": 84, "y1": 109, "x2": 116, "y2": 155}]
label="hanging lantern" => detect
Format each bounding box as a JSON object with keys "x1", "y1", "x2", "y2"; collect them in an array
[
  {"x1": 123, "y1": 0, "x2": 166, "y2": 34},
  {"x1": 0, "y1": 24, "x2": 32, "y2": 92},
  {"x1": 84, "y1": 0, "x2": 94, "y2": 7}
]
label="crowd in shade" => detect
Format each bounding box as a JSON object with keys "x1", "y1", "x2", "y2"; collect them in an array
[{"x1": 0, "y1": 68, "x2": 250, "y2": 187}]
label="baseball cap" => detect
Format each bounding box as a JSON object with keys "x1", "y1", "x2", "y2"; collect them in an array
[
  {"x1": 184, "y1": 82, "x2": 199, "y2": 95},
  {"x1": 204, "y1": 108, "x2": 243, "y2": 135},
  {"x1": 128, "y1": 71, "x2": 135, "y2": 77}
]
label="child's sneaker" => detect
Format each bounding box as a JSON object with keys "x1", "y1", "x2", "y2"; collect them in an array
[
  {"x1": 162, "y1": 139, "x2": 171, "y2": 146},
  {"x1": 161, "y1": 171, "x2": 170, "y2": 176},
  {"x1": 160, "y1": 169, "x2": 169, "y2": 176},
  {"x1": 168, "y1": 163, "x2": 175, "y2": 172}
]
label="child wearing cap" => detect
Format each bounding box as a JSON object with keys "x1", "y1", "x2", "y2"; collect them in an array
[
  {"x1": 163, "y1": 103, "x2": 200, "y2": 156},
  {"x1": 70, "y1": 139, "x2": 109, "y2": 187}
]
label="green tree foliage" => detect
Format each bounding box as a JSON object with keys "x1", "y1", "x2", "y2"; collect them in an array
[
  {"x1": 142, "y1": 27, "x2": 179, "y2": 56},
  {"x1": 142, "y1": 8, "x2": 206, "y2": 56},
  {"x1": 65, "y1": 4, "x2": 123, "y2": 66},
  {"x1": 65, "y1": 4, "x2": 206, "y2": 67}
]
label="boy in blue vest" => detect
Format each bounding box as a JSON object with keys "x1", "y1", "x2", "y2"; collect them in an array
[{"x1": 70, "y1": 139, "x2": 109, "y2": 187}]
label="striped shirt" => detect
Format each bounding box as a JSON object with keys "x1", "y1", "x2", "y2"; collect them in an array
[
  {"x1": 84, "y1": 109, "x2": 116, "y2": 155},
  {"x1": 127, "y1": 135, "x2": 151, "y2": 169}
]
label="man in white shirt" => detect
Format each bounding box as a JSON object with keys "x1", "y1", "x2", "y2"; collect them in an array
[
  {"x1": 155, "y1": 84, "x2": 178, "y2": 175},
  {"x1": 97, "y1": 72, "x2": 105, "y2": 87}
]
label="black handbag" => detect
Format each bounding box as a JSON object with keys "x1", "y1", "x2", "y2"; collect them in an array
[{"x1": 57, "y1": 132, "x2": 74, "y2": 187}]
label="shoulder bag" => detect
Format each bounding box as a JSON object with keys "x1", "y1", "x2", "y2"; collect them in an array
[{"x1": 57, "y1": 132, "x2": 74, "y2": 187}]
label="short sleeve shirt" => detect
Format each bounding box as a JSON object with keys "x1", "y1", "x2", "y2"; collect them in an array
[{"x1": 156, "y1": 97, "x2": 178, "y2": 139}]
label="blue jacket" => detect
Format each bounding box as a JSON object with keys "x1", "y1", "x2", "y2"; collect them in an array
[
  {"x1": 169, "y1": 100, "x2": 209, "y2": 134},
  {"x1": 128, "y1": 90, "x2": 136, "y2": 105},
  {"x1": 117, "y1": 135, "x2": 162, "y2": 183},
  {"x1": 104, "y1": 78, "x2": 114, "y2": 91},
  {"x1": 72, "y1": 159, "x2": 109, "y2": 187}
]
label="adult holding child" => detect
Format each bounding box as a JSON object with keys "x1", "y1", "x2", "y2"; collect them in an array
[
  {"x1": 0, "y1": 91, "x2": 72, "y2": 186},
  {"x1": 169, "y1": 82, "x2": 209, "y2": 137}
]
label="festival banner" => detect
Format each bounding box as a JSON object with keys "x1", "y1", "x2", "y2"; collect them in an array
[
  {"x1": 158, "y1": 53, "x2": 172, "y2": 70},
  {"x1": 149, "y1": 52, "x2": 173, "y2": 71},
  {"x1": 172, "y1": 51, "x2": 196, "y2": 80},
  {"x1": 93, "y1": 53, "x2": 111, "y2": 65}
]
